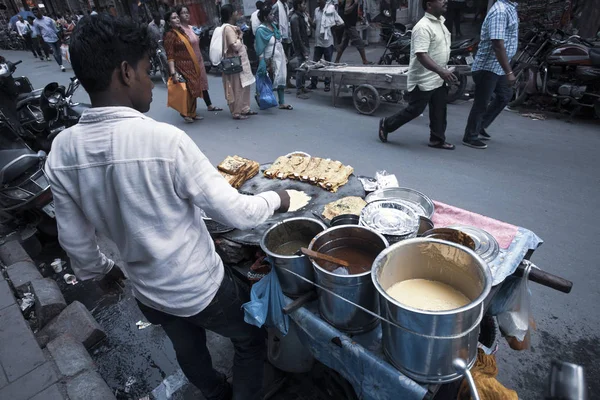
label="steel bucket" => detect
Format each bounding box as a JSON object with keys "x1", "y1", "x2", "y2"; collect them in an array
[
  {"x1": 371, "y1": 238, "x2": 492, "y2": 383},
  {"x1": 309, "y1": 225, "x2": 389, "y2": 333},
  {"x1": 260, "y1": 218, "x2": 326, "y2": 297}
]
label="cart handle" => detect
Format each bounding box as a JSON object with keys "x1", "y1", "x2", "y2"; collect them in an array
[{"x1": 513, "y1": 260, "x2": 573, "y2": 294}]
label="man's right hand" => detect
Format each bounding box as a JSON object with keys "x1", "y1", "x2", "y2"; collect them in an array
[
  {"x1": 438, "y1": 68, "x2": 457, "y2": 83},
  {"x1": 507, "y1": 72, "x2": 517, "y2": 85}
]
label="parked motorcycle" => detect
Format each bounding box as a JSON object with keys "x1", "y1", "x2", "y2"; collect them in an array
[
  {"x1": 377, "y1": 24, "x2": 477, "y2": 103},
  {"x1": 0, "y1": 59, "x2": 87, "y2": 152},
  {"x1": 510, "y1": 25, "x2": 600, "y2": 118},
  {"x1": 150, "y1": 40, "x2": 170, "y2": 84},
  {"x1": 0, "y1": 115, "x2": 55, "y2": 236}
]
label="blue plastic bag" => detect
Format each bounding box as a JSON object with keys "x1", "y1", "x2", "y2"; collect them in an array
[
  {"x1": 255, "y1": 73, "x2": 278, "y2": 110},
  {"x1": 242, "y1": 268, "x2": 289, "y2": 335}
]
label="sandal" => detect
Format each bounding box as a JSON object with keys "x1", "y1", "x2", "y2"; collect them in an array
[
  {"x1": 279, "y1": 104, "x2": 293, "y2": 110},
  {"x1": 207, "y1": 106, "x2": 223, "y2": 111},
  {"x1": 428, "y1": 141, "x2": 455, "y2": 150},
  {"x1": 242, "y1": 110, "x2": 258, "y2": 116},
  {"x1": 378, "y1": 118, "x2": 388, "y2": 143},
  {"x1": 232, "y1": 114, "x2": 249, "y2": 120},
  {"x1": 183, "y1": 117, "x2": 194, "y2": 123},
  {"x1": 193, "y1": 115, "x2": 204, "y2": 121}
]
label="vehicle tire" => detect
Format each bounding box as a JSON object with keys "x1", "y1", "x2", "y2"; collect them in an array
[
  {"x1": 378, "y1": 54, "x2": 393, "y2": 65},
  {"x1": 159, "y1": 54, "x2": 169, "y2": 85},
  {"x1": 447, "y1": 73, "x2": 467, "y2": 103},
  {"x1": 353, "y1": 84, "x2": 381, "y2": 115},
  {"x1": 508, "y1": 67, "x2": 531, "y2": 107}
]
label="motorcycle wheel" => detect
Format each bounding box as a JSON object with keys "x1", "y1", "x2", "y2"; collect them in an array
[
  {"x1": 159, "y1": 55, "x2": 170, "y2": 85},
  {"x1": 508, "y1": 67, "x2": 531, "y2": 107},
  {"x1": 378, "y1": 54, "x2": 393, "y2": 65},
  {"x1": 447, "y1": 74, "x2": 467, "y2": 103}
]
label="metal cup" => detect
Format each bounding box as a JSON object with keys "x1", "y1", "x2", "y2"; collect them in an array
[{"x1": 547, "y1": 360, "x2": 587, "y2": 400}]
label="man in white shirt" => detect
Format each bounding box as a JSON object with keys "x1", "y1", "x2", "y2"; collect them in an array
[
  {"x1": 16, "y1": 15, "x2": 43, "y2": 60},
  {"x1": 251, "y1": 0, "x2": 264, "y2": 34},
  {"x1": 47, "y1": 14, "x2": 293, "y2": 400},
  {"x1": 378, "y1": 0, "x2": 457, "y2": 150},
  {"x1": 309, "y1": 0, "x2": 343, "y2": 91},
  {"x1": 33, "y1": 8, "x2": 65, "y2": 71}
]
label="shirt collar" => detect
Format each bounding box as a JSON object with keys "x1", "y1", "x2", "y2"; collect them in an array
[
  {"x1": 79, "y1": 106, "x2": 147, "y2": 124},
  {"x1": 498, "y1": 0, "x2": 518, "y2": 8},
  {"x1": 424, "y1": 12, "x2": 445, "y2": 24}
]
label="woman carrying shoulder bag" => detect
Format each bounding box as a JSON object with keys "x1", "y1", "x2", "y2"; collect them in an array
[
  {"x1": 164, "y1": 10, "x2": 204, "y2": 123},
  {"x1": 221, "y1": 4, "x2": 257, "y2": 120}
]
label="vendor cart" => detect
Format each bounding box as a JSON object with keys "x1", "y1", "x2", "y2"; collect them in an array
[
  {"x1": 211, "y1": 162, "x2": 573, "y2": 400},
  {"x1": 305, "y1": 65, "x2": 409, "y2": 115}
]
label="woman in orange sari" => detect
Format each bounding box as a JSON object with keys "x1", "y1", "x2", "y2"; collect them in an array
[{"x1": 163, "y1": 10, "x2": 205, "y2": 123}]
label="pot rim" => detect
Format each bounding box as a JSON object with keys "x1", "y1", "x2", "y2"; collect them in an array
[
  {"x1": 260, "y1": 217, "x2": 327, "y2": 260},
  {"x1": 309, "y1": 225, "x2": 390, "y2": 278},
  {"x1": 371, "y1": 237, "x2": 492, "y2": 316}
]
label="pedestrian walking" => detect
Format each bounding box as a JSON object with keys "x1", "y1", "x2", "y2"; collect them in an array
[
  {"x1": 62, "y1": 16, "x2": 76, "y2": 42},
  {"x1": 290, "y1": 0, "x2": 311, "y2": 99},
  {"x1": 15, "y1": 15, "x2": 42, "y2": 60},
  {"x1": 334, "y1": 0, "x2": 372, "y2": 64},
  {"x1": 445, "y1": 0, "x2": 465, "y2": 37},
  {"x1": 272, "y1": 0, "x2": 293, "y2": 89},
  {"x1": 27, "y1": 16, "x2": 47, "y2": 60},
  {"x1": 32, "y1": 8, "x2": 65, "y2": 72},
  {"x1": 163, "y1": 11, "x2": 206, "y2": 123},
  {"x1": 147, "y1": 12, "x2": 164, "y2": 42},
  {"x1": 176, "y1": 6, "x2": 223, "y2": 113},
  {"x1": 378, "y1": 0, "x2": 457, "y2": 150},
  {"x1": 221, "y1": 4, "x2": 257, "y2": 119},
  {"x1": 462, "y1": 0, "x2": 519, "y2": 149},
  {"x1": 49, "y1": 14, "x2": 293, "y2": 400},
  {"x1": 255, "y1": 4, "x2": 293, "y2": 110},
  {"x1": 309, "y1": 0, "x2": 343, "y2": 91}
]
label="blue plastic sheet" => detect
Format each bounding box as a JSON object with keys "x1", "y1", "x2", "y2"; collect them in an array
[
  {"x1": 242, "y1": 269, "x2": 289, "y2": 335},
  {"x1": 255, "y1": 74, "x2": 278, "y2": 110}
]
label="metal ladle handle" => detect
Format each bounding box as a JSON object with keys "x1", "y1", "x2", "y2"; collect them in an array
[{"x1": 453, "y1": 358, "x2": 480, "y2": 400}]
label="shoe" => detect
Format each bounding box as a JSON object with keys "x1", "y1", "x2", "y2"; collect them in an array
[
  {"x1": 462, "y1": 139, "x2": 488, "y2": 149},
  {"x1": 60, "y1": 65, "x2": 66, "y2": 72},
  {"x1": 479, "y1": 129, "x2": 491, "y2": 141},
  {"x1": 39, "y1": 56, "x2": 44, "y2": 61},
  {"x1": 324, "y1": 85, "x2": 331, "y2": 92},
  {"x1": 378, "y1": 118, "x2": 388, "y2": 143},
  {"x1": 46, "y1": 57, "x2": 51, "y2": 61},
  {"x1": 301, "y1": 87, "x2": 312, "y2": 93},
  {"x1": 308, "y1": 84, "x2": 317, "y2": 90},
  {"x1": 296, "y1": 93, "x2": 310, "y2": 100}
]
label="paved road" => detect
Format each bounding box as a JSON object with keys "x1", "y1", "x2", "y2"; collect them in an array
[{"x1": 5, "y1": 49, "x2": 599, "y2": 399}]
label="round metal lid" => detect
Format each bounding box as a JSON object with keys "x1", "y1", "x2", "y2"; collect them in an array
[
  {"x1": 448, "y1": 225, "x2": 500, "y2": 263},
  {"x1": 360, "y1": 200, "x2": 419, "y2": 236}
]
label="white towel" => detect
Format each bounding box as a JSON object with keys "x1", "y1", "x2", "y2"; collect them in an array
[{"x1": 320, "y1": 2, "x2": 343, "y2": 41}]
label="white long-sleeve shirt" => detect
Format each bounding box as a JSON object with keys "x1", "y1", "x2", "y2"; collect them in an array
[{"x1": 45, "y1": 107, "x2": 281, "y2": 317}]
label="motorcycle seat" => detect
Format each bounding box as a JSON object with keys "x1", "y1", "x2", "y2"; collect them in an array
[
  {"x1": 451, "y1": 39, "x2": 472, "y2": 49},
  {"x1": 16, "y1": 88, "x2": 43, "y2": 110},
  {"x1": 0, "y1": 148, "x2": 39, "y2": 184},
  {"x1": 590, "y1": 48, "x2": 600, "y2": 66}
]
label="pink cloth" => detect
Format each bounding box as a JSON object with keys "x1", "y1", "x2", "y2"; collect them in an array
[{"x1": 431, "y1": 201, "x2": 518, "y2": 249}]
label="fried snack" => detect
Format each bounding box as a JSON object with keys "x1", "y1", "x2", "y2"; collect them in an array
[
  {"x1": 290, "y1": 155, "x2": 312, "y2": 180},
  {"x1": 218, "y1": 155, "x2": 248, "y2": 175},
  {"x1": 300, "y1": 157, "x2": 322, "y2": 181},
  {"x1": 322, "y1": 196, "x2": 367, "y2": 220},
  {"x1": 218, "y1": 156, "x2": 260, "y2": 189},
  {"x1": 264, "y1": 156, "x2": 290, "y2": 179},
  {"x1": 321, "y1": 165, "x2": 354, "y2": 192}
]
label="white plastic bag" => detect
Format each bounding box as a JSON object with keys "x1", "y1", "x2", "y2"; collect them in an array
[
  {"x1": 61, "y1": 44, "x2": 70, "y2": 64},
  {"x1": 375, "y1": 170, "x2": 399, "y2": 189},
  {"x1": 209, "y1": 25, "x2": 224, "y2": 66},
  {"x1": 497, "y1": 261, "x2": 536, "y2": 343}
]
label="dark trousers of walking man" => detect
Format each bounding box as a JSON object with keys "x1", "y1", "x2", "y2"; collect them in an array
[
  {"x1": 310, "y1": 45, "x2": 333, "y2": 89},
  {"x1": 42, "y1": 40, "x2": 63, "y2": 66},
  {"x1": 381, "y1": 84, "x2": 449, "y2": 145},
  {"x1": 463, "y1": 70, "x2": 513, "y2": 142},
  {"x1": 444, "y1": 0, "x2": 465, "y2": 36},
  {"x1": 22, "y1": 33, "x2": 41, "y2": 58}
]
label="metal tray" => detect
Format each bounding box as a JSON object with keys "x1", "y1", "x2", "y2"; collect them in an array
[
  {"x1": 447, "y1": 225, "x2": 500, "y2": 263},
  {"x1": 365, "y1": 187, "x2": 435, "y2": 218},
  {"x1": 359, "y1": 200, "x2": 419, "y2": 236}
]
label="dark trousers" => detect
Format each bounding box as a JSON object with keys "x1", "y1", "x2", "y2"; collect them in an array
[
  {"x1": 463, "y1": 70, "x2": 514, "y2": 141},
  {"x1": 203, "y1": 90, "x2": 212, "y2": 107},
  {"x1": 35, "y1": 37, "x2": 49, "y2": 58},
  {"x1": 23, "y1": 34, "x2": 40, "y2": 57},
  {"x1": 311, "y1": 45, "x2": 333, "y2": 86},
  {"x1": 295, "y1": 54, "x2": 308, "y2": 92},
  {"x1": 41, "y1": 40, "x2": 62, "y2": 66},
  {"x1": 445, "y1": 1, "x2": 465, "y2": 35},
  {"x1": 383, "y1": 84, "x2": 448, "y2": 142},
  {"x1": 137, "y1": 269, "x2": 265, "y2": 400}
]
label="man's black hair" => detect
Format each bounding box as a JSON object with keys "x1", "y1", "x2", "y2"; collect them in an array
[
  {"x1": 69, "y1": 14, "x2": 154, "y2": 94},
  {"x1": 293, "y1": 0, "x2": 305, "y2": 11},
  {"x1": 221, "y1": 4, "x2": 234, "y2": 24},
  {"x1": 152, "y1": 12, "x2": 161, "y2": 21},
  {"x1": 422, "y1": 0, "x2": 429, "y2": 11},
  {"x1": 255, "y1": 1, "x2": 264, "y2": 9},
  {"x1": 258, "y1": 3, "x2": 272, "y2": 22},
  {"x1": 32, "y1": 7, "x2": 39, "y2": 14}
]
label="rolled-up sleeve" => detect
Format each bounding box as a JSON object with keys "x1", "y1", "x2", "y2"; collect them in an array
[
  {"x1": 412, "y1": 25, "x2": 431, "y2": 54},
  {"x1": 173, "y1": 134, "x2": 281, "y2": 230},
  {"x1": 489, "y1": 10, "x2": 507, "y2": 41},
  {"x1": 45, "y1": 163, "x2": 115, "y2": 281}
]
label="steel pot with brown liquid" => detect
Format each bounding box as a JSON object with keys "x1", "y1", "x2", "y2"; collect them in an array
[{"x1": 371, "y1": 238, "x2": 492, "y2": 383}]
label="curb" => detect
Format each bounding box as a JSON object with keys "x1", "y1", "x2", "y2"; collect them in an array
[{"x1": 0, "y1": 236, "x2": 116, "y2": 400}]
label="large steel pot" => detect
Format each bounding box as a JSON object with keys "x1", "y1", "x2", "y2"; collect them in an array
[
  {"x1": 309, "y1": 226, "x2": 389, "y2": 333},
  {"x1": 371, "y1": 238, "x2": 492, "y2": 383},
  {"x1": 260, "y1": 218, "x2": 327, "y2": 297}
]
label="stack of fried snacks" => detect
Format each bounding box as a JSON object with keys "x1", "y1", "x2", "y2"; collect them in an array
[{"x1": 217, "y1": 155, "x2": 260, "y2": 189}]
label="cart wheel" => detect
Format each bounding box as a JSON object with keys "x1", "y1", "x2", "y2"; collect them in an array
[
  {"x1": 353, "y1": 84, "x2": 381, "y2": 115},
  {"x1": 312, "y1": 362, "x2": 358, "y2": 400}
]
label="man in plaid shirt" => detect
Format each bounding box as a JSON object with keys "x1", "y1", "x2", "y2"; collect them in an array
[{"x1": 463, "y1": 0, "x2": 519, "y2": 149}]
